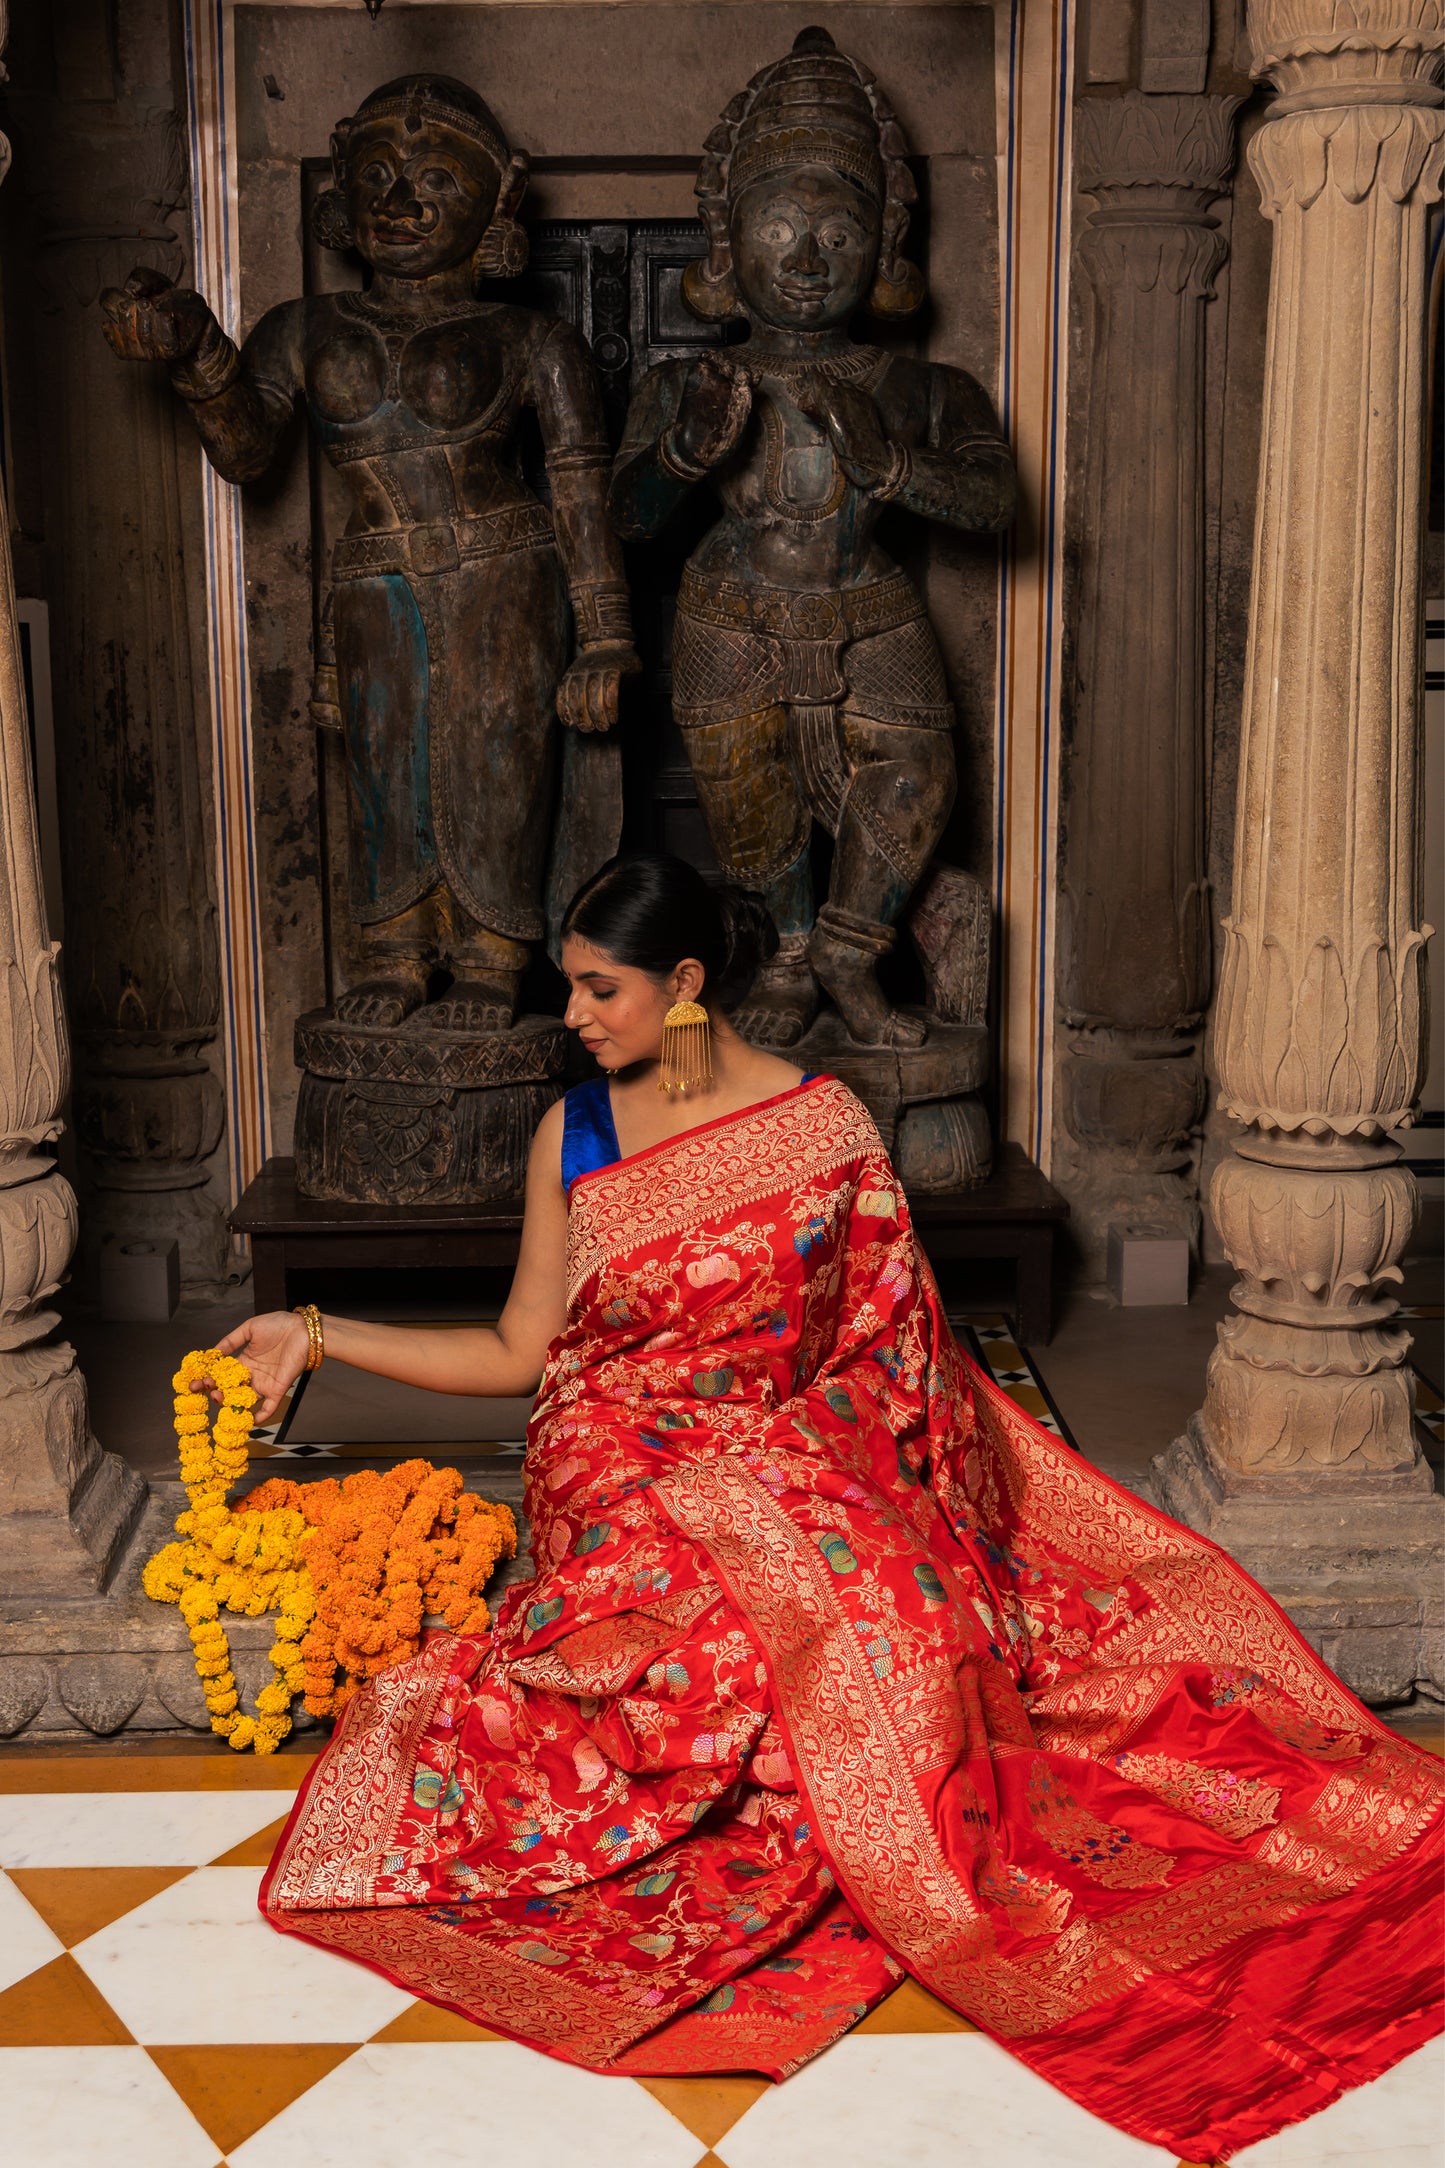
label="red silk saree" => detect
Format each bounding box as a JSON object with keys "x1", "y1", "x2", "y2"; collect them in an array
[{"x1": 262, "y1": 1077, "x2": 1443, "y2": 2162}]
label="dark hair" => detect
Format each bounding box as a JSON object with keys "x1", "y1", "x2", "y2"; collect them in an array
[{"x1": 561, "y1": 853, "x2": 778, "y2": 1008}]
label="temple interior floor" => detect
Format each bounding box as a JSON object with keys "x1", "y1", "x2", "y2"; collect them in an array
[{"x1": 0, "y1": 1745, "x2": 1440, "y2": 2168}]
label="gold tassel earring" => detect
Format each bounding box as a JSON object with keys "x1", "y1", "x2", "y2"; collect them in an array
[{"x1": 658, "y1": 999, "x2": 712, "y2": 1095}]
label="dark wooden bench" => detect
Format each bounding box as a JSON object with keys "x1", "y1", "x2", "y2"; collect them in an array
[{"x1": 233, "y1": 1141, "x2": 1069, "y2": 1345}]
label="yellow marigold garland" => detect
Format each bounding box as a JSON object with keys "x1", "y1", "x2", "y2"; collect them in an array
[{"x1": 144, "y1": 1349, "x2": 517, "y2": 1753}]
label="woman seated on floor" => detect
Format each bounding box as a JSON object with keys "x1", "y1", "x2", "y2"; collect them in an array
[{"x1": 219, "y1": 852, "x2": 1442, "y2": 2166}]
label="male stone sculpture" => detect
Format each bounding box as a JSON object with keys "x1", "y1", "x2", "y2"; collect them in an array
[
  {"x1": 104, "y1": 72, "x2": 637, "y2": 1036},
  {"x1": 610, "y1": 28, "x2": 1014, "y2": 1048}
]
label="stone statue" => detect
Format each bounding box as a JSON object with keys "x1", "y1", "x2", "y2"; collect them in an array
[
  {"x1": 102, "y1": 72, "x2": 637, "y2": 1039},
  {"x1": 610, "y1": 28, "x2": 1014, "y2": 1051}
]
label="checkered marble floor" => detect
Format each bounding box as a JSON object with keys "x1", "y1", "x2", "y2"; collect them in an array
[{"x1": 0, "y1": 1754, "x2": 1439, "y2": 2168}]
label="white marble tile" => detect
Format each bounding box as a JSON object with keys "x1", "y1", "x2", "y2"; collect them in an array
[
  {"x1": 0, "y1": 1789, "x2": 297, "y2": 1867},
  {"x1": 1233, "y1": 2037, "x2": 1445, "y2": 2167},
  {"x1": 716, "y1": 2032, "x2": 1173, "y2": 2167},
  {"x1": 71, "y1": 1866, "x2": 412, "y2": 2045},
  {"x1": 0, "y1": 2047, "x2": 219, "y2": 2168},
  {"x1": 231, "y1": 2042, "x2": 701, "y2": 2168},
  {"x1": 0, "y1": 1870, "x2": 65, "y2": 1992}
]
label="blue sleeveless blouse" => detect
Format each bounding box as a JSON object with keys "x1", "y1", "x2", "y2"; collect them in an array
[{"x1": 561, "y1": 1074, "x2": 817, "y2": 1195}]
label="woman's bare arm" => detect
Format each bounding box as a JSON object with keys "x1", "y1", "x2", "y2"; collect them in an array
[{"x1": 214, "y1": 1101, "x2": 570, "y2": 1421}]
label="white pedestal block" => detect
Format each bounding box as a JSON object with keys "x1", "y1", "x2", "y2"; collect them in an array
[
  {"x1": 1106, "y1": 1225, "x2": 1190, "y2": 1306},
  {"x1": 100, "y1": 1239, "x2": 180, "y2": 1323}
]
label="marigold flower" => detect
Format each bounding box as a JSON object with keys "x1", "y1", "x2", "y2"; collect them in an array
[{"x1": 147, "y1": 1349, "x2": 516, "y2": 1752}]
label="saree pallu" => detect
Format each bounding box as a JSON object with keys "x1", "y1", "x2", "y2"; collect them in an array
[{"x1": 262, "y1": 1077, "x2": 1443, "y2": 2162}]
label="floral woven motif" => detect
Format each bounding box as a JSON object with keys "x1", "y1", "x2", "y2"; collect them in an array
[
  {"x1": 1112, "y1": 1750, "x2": 1281, "y2": 1842},
  {"x1": 1025, "y1": 1761, "x2": 1175, "y2": 1889}
]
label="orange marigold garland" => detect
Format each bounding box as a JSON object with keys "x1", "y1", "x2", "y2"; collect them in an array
[{"x1": 144, "y1": 1350, "x2": 517, "y2": 1751}]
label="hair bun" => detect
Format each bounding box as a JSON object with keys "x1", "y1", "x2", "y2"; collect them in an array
[{"x1": 717, "y1": 883, "x2": 779, "y2": 1004}]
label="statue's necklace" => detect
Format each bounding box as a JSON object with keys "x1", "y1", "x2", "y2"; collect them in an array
[
  {"x1": 339, "y1": 289, "x2": 483, "y2": 334},
  {"x1": 737, "y1": 344, "x2": 887, "y2": 394},
  {"x1": 744, "y1": 348, "x2": 888, "y2": 523}
]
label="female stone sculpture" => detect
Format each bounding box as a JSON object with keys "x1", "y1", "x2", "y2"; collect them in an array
[
  {"x1": 609, "y1": 28, "x2": 1015, "y2": 1050},
  {"x1": 103, "y1": 73, "x2": 637, "y2": 1034}
]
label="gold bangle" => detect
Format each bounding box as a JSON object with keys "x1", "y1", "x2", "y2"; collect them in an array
[{"x1": 293, "y1": 1302, "x2": 324, "y2": 1371}]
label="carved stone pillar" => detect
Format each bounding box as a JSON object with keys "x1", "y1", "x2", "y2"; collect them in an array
[
  {"x1": 0, "y1": 128, "x2": 147, "y2": 1598},
  {"x1": 22, "y1": 85, "x2": 227, "y2": 1298},
  {"x1": 1058, "y1": 93, "x2": 1240, "y2": 1274},
  {"x1": 1155, "y1": 2, "x2": 1444, "y2": 1703}
]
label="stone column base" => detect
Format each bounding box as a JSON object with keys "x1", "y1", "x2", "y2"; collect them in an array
[
  {"x1": 1153, "y1": 1419, "x2": 1444, "y2": 1705},
  {"x1": 0, "y1": 1352, "x2": 146, "y2": 1600}
]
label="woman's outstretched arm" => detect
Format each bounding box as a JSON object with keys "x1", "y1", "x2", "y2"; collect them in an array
[{"x1": 214, "y1": 1101, "x2": 570, "y2": 1421}]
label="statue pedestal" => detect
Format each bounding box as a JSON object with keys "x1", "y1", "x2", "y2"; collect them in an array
[
  {"x1": 785, "y1": 1010, "x2": 992, "y2": 1191},
  {"x1": 293, "y1": 1010, "x2": 565, "y2": 1205},
  {"x1": 233, "y1": 1141, "x2": 1069, "y2": 1344}
]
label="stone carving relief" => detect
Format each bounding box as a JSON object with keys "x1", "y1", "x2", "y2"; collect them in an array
[
  {"x1": 0, "y1": 8, "x2": 145, "y2": 1597},
  {"x1": 8, "y1": 59, "x2": 232, "y2": 1297},
  {"x1": 104, "y1": 71, "x2": 638, "y2": 1204},
  {"x1": 1056, "y1": 88, "x2": 1239, "y2": 1269},
  {"x1": 610, "y1": 28, "x2": 1014, "y2": 1178}
]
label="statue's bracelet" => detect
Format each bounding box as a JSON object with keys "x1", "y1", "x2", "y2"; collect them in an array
[
  {"x1": 171, "y1": 321, "x2": 242, "y2": 405},
  {"x1": 292, "y1": 1302, "x2": 324, "y2": 1372},
  {"x1": 871, "y1": 441, "x2": 912, "y2": 502},
  {"x1": 658, "y1": 426, "x2": 711, "y2": 483}
]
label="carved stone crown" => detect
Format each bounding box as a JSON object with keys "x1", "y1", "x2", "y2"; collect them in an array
[
  {"x1": 700, "y1": 27, "x2": 912, "y2": 208},
  {"x1": 334, "y1": 72, "x2": 512, "y2": 180}
]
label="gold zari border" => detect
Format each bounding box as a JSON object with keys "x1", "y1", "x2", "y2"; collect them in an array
[
  {"x1": 653, "y1": 1450, "x2": 1442, "y2": 2040},
  {"x1": 565, "y1": 1079, "x2": 879, "y2": 1304}
]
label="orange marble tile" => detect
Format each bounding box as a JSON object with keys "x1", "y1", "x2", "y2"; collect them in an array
[
  {"x1": 0, "y1": 1750, "x2": 319, "y2": 1793},
  {"x1": 370, "y1": 1999, "x2": 503, "y2": 2044},
  {"x1": 9, "y1": 1865, "x2": 192, "y2": 1947},
  {"x1": 0, "y1": 1952, "x2": 135, "y2": 2045},
  {"x1": 149, "y1": 2043, "x2": 358, "y2": 2156},
  {"x1": 636, "y1": 2074, "x2": 772, "y2": 2146},
  {"x1": 208, "y1": 1815, "x2": 290, "y2": 1867},
  {"x1": 853, "y1": 1976, "x2": 975, "y2": 2033}
]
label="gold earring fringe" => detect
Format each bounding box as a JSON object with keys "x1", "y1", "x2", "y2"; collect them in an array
[{"x1": 659, "y1": 999, "x2": 712, "y2": 1095}]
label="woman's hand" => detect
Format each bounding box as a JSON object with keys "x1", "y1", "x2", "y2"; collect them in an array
[{"x1": 213, "y1": 1311, "x2": 310, "y2": 1424}]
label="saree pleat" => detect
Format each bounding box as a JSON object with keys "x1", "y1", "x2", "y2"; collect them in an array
[{"x1": 261, "y1": 1077, "x2": 1442, "y2": 2162}]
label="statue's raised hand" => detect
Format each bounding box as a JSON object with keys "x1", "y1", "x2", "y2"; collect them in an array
[
  {"x1": 665, "y1": 356, "x2": 752, "y2": 476},
  {"x1": 793, "y1": 376, "x2": 896, "y2": 493},
  {"x1": 100, "y1": 266, "x2": 215, "y2": 366},
  {"x1": 556, "y1": 643, "x2": 641, "y2": 733}
]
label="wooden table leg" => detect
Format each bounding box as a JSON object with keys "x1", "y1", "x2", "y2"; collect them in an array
[
  {"x1": 249, "y1": 1238, "x2": 288, "y2": 1315},
  {"x1": 1016, "y1": 1229, "x2": 1055, "y2": 1348}
]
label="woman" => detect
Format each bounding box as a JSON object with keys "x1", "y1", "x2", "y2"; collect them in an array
[{"x1": 234, "y1": 856, "x2": 1441, "y2": 2164}]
